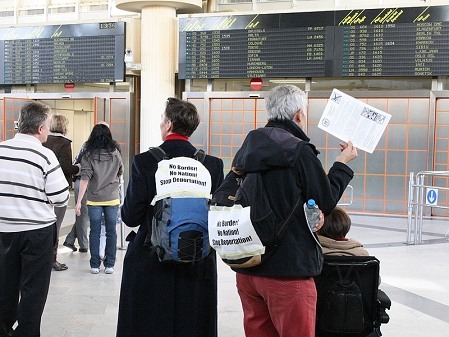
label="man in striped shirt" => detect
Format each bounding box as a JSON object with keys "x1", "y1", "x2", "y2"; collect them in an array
[{"x1": 0, "y1": 101, "x2": 69, "y2": 337}]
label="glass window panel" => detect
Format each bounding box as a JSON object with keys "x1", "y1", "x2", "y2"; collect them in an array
[
  {"x1": 409, "y1": 99, "x2": 429, "y2": 124},
  {"x1": 244, "y1": 111, "x2": 254, "y2": 122},
  {"x1": 366, "y1": 175, "x2": 385, "y2": 199},
  {"x1": 386, "y1": 99, "x2": 409, "y2": 123},
  {"x1": 436, "y1": 111, "x2": 449, "y2": 124},
  {"x1": 386, "y1": 125, "x2": 406, "y2": 149},
  {"x1": 348, "y1": 199, "x2": 364, "y2": 211},
  {"x1": 364, "y1": 200, "x2": 384, "y2": 212},
  {"x1": 220, "y1": 146, "x2": 231, "y2": 157},
  {"x1": 386, "y1": 151, "x2": 406, "y2": 175},
  {"x1": 221, "y1": 100, "x2": 233, "y2": 110},
  {"x1": 211, "y1": 134, "x2": 221, "y2": 145},
  {"x1": 211, "y1": 99, "x2": 222, "y2": 110},
  {"x1": 244, "y1": 124, "x2": 254, "y2": 134},
  {"x1": 434, "y1": 163, "x2": 448, "y2": 171},
  {"x1": 367, "y1": 99, "x2": 387, "y2": 116},
  {"x1": 244, "y1": 99, "x2": 255, "y2": 110},
  {"x1": 435, "y1": 151, "x2": 448, "y2": 165},
  {"x1": 232, "y1": 134, "x2": 243, "y2": 146},
  {"x1": 385, "y1": 201, "x2": 405, "y2": 213},
  {"x1": 407, "y1": 151, "x2": 428, "y2": 173},
  {"x1": 221, "y1": 112, "x2": 232, "y2": 122},
  {"x1": 436, "y1": 126, "x2": 449, "y2": 137},
  {"x1": 220, "y1": 136, "x2": 231, "y2": 145},
  {"x1": 436, "y1": 138, "x2": 449, "y2": 151},
  {"x1": 436, "y1": 98, "x2": 449, "y2": 111},
  {"x1": 233, "y1": 99, "x2": 244, "y2": 110},
  {"x1": 366, "y1": 150, "x2": 386, "y2": 174},
  {"x1": 386, "y1": 176, "x2": 406, "y2": 201},
  {"x1": 211, "y1": 122, "x2": 221, "y2": 133},
  {"x1": 408, "y1": 126, "x2": 428, "y2": 150},
  {"x1": 256, "y1": 111, "x2": 267, "y2": 123},
  {"x1": 233, "y1": 124, "x2": 243, "y2": 133},
  {"x1": 231, "y1": 111, "x2": 243, "y2": 122},
  {"x1": 210, "y1": 146, "x2": 221, "y2": 157},
  {"x1": 210, "y1": 111, "x2": 221, "y2": 122},
  {"x1": 221, "y1": 123, "x2": 232, "y2": 134}
]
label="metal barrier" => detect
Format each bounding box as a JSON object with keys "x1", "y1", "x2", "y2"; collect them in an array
[
  {"x1": 407, "y1": 171, "x2": 449, "y2": 244},
  {"x1": 338, "y1": 185, "x2": 353, "y2": 206}
]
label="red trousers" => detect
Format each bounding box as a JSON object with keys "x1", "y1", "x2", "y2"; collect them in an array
[{"x1": 236, "y1": 273, "x2": 317, "y2": 337}]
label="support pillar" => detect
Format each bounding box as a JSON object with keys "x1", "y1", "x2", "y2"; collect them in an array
[
  {"x1": 140, "y1": 6, "x2": 176, "y2": 151},
  {"x1": 115, "y1": 0, "x2": 202, "y2": 152}
]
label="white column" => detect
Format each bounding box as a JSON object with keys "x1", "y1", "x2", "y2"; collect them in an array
[{"x1": 140, "y1": 5, "x2": 176, "y2": 153}]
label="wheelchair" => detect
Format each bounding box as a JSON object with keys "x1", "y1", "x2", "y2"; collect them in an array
[{"x1": 314, "y1": 255, "x2": 391, "y2": 337}]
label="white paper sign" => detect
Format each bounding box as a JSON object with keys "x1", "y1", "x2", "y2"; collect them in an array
[
  {"x1": 151, "y1": 156, "x2": 211, "y2": 205},
  {"x1": 318, "y1": 89, "x2": 391, "y2": 153},
  {"x1": 208, "y1": 205, "x2": 265, "y2": 260}
]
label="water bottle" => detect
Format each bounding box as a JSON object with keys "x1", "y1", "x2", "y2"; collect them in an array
[{"x1": 304, "y1": 199, "x2": 320, "y2": 232}]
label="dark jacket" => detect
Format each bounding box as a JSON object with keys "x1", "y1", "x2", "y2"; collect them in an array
[
  {"x1": 43, "y1": 133, "x2": 80, "y2": 186},
  {"x1": 232, "y1": 120, "x2": 354, "y2": 278},
  {"x1": 117, "y1": 140, "x2": 224, "y2": 337}
]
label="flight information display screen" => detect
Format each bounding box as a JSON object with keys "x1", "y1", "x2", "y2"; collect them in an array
[
  {"x1": 0, "y1": 22, "x2": 125, "y2": 84},
  {"x1": 178, "y1": 6, "x2": 449, "y2": 79}
]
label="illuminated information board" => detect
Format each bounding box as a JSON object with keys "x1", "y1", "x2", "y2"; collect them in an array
[
  {"x1": 0, "y1": 22, "x2": 125, "y2": 85},
  {"x1": 178, "y1": 6, "x2": 449, "y2": 79}
]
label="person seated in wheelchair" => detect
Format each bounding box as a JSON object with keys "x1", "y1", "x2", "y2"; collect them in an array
[
  {"x1": 316, "y1": 206, "x2": 390, "y2": 335},
  {"x1": 317, "y1": 206, "x2": 369, "y2": 256}
]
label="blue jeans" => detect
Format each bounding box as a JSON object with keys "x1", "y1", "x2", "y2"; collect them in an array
[{"x1": 88, "y1": 205, "x2": 118, "y2": 269}]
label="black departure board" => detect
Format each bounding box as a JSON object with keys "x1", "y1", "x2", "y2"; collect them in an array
[
  {"x1": 178, "y1": 6, "x2": 449, "y2": 79},
  {"x1": 0, "y1": 22, "x2": 125, "y2": 85}
]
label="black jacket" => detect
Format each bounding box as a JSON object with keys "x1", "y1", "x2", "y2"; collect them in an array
[
  {"x1": 232, "y1": 120, "x2": 354, "y2": 278},
  {"x1": 43, "y1": 133, "x2": 80, "y2": 186},
  {"x1": 117, "y1": 140, "x2": 224, "y2": 337}
]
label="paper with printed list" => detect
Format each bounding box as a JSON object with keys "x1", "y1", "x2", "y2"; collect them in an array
[{"x1": 318, "y1": 89, "x2": 391, "y2": 154}]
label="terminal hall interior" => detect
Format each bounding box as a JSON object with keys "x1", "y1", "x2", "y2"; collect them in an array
[{"x1": 1, "y1": 0, "x2": 449, "y2": 336}]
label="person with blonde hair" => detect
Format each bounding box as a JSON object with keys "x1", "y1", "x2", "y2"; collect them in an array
[{"x1": 43, "y1": 114, "x2": 80, "y2": 271}]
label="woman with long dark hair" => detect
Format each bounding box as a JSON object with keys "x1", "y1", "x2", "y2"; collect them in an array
[{"x1": 75, "y1": 123, "x2": 123, "y2": 274}]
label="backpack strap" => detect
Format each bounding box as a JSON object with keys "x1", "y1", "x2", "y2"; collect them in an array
[
  {"x1": 193, "y1": 149, "x2": 206, "y2": 163},
  {"x1": 149, "y1": 146, "x2": 169, "y2": 162},
  {"x1": 149, "y1": 146, "x2": 206, "y2": 163}
]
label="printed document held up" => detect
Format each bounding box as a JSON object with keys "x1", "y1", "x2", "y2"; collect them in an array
[{"x1": 318, "y1": 89, "x2": 391, "y2": 153}]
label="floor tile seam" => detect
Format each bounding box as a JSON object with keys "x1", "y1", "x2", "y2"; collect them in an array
[{"x1": 381, "y1": 283, "x2": 449, "y2": 324}]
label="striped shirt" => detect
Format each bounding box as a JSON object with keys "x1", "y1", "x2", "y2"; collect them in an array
[{"x1": 0, "y1": 133, "x2": 69, "y2": 232}]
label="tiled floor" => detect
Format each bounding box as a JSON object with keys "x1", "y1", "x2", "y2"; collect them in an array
[{"x1": 39, "y1": 207, "x2": 449, "y2": 336}]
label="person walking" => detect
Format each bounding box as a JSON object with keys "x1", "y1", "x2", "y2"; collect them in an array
[
  {"x1": 64, "y1": 121, "x2": 110, "y2": 254},
  {"x1": 232, "y1": 85, "x2": 358, "y2": 337},
  {"x1": 0, "y1": 101, "x2": 69, "y2": 337},
  {"x1": 43, "y1": 114, "x2": 80, "y2": 271},
  {"x1": 74, "y1": 123, "x2": 123, "y2": 274},
  {"x1": 116, "y1": 97, "x2": 224, "y2": 337}
]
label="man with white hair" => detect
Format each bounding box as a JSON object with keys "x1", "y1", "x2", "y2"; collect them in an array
[{"x1": 232, "y1": 85, "x2": 358, "y2": 337}]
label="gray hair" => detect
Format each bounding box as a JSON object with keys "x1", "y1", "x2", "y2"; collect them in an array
[
  {"x1": 265, "y1": 85, "x2": 308, "y2": 121},
  {"x1": 18, "y1": 101, "x2": 51, "y2": 135}
]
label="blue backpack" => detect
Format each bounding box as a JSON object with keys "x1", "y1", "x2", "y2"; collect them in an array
[{"x1": 148, "y1": 147, "x2": 212, "y2": 264}]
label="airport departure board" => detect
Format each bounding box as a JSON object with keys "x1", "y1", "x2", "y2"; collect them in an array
[
  {"x1": 0, "y1": 22, "x2": 125, "y2": 85},
  {"x1": 178, "y1": 6, "x2": 449, "y2": 79}
]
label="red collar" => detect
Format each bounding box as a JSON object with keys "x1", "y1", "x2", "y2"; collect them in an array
[
  {"x1": 165, "y1": 134, "x2": 188, "y2": 141},
  {"x1": 334, "y1": 238, "x2": 349, "y2": 241}
]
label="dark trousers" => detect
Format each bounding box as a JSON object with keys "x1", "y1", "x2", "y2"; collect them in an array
[{"x1": 0, "y1": 224, "x2": 55, "y2": 337}]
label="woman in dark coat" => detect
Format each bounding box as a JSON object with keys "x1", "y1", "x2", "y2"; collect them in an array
[{"x1": 117, "y1": 97, "x2": 224, "y2": 337}]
